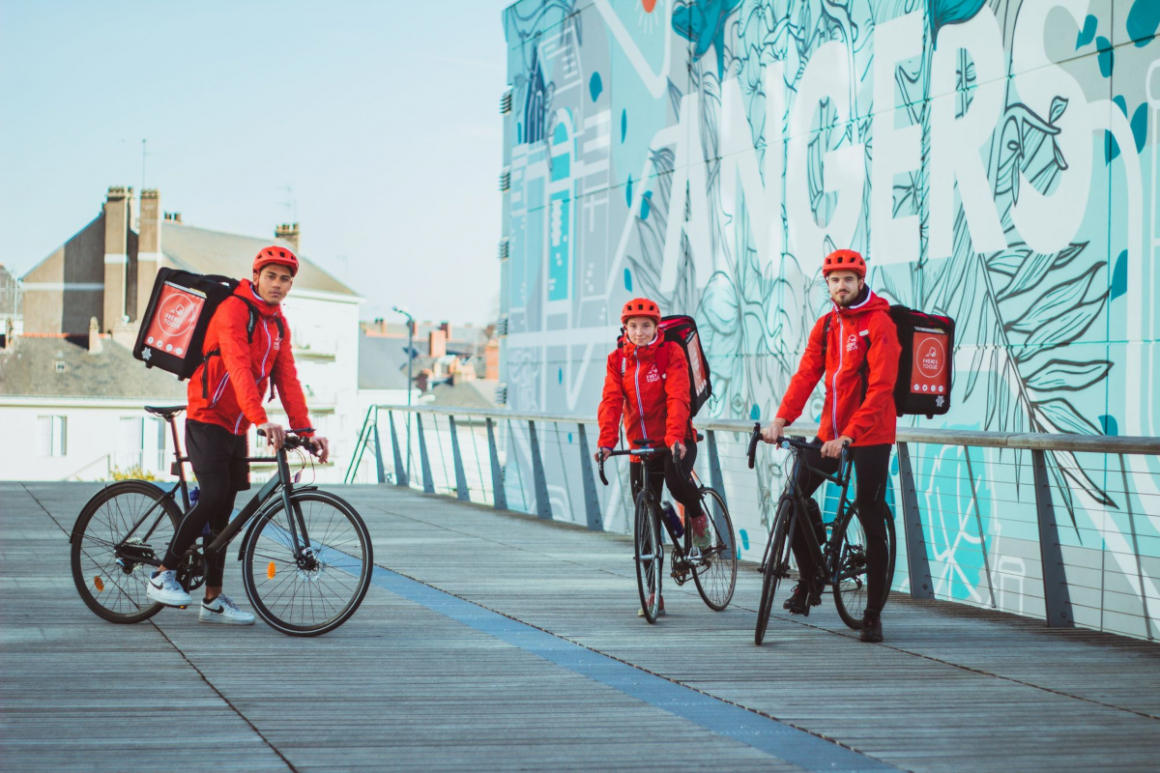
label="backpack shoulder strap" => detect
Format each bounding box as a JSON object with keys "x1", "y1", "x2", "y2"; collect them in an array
[
  {"x1": 820, "y1": 314, "x2": 832, "y2": 359},
  {"x1": 224, "y1": 295, "x2": 261, "y2": 343},
  {"x1": 656, "y1": 339, "x2": 670, "y2": 375}
]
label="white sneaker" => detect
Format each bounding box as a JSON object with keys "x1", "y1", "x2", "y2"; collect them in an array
[
  {"x1": 199, "y1": 595, "x2": 255, "y2": 626},
  {"x1": 146, "y1": 570, "x2": 193, "y2": 607}
]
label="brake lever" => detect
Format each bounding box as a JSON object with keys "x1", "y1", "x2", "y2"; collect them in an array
[{"x1": 747, "y1": 421, "x2": 761, "y2": 469}]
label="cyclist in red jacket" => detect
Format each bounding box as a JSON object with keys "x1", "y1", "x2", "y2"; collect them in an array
[
  {"x1": 762, "y1": 249, "x2": 900, "y2": 642},
  {"x1": 146, "y1": 246, "x2": 330, "y2": 625},
  {"x1": 597, "y1": 298, "x2": 708, "y2": 616}
]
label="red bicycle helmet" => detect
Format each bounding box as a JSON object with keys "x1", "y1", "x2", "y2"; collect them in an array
[
  {"x1": 253, "y1": 245, "x2": 299, "y2": 277},
  {"x1": 822, "y1": 249, "x2": 866, "y2": 278},
  {"x1": 620, "y1": 297, "x2": 661, "y2": 324}
]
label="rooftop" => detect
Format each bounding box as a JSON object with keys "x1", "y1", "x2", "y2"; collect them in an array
[
  {"x1": 0, "y1": 336, "x2": 186, "y2": 400},
  {"x1": 161, "y1": 223, "x2": 358, "y2": 299}
]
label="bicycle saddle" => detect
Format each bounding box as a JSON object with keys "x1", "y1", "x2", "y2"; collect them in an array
[{"x1": 144, "y1": 405, "x2": 186, "y2": 419}]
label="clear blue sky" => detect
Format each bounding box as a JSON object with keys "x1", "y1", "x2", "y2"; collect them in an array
[{"x1": 0, "y1": 0, "x2": 512, "y2": 325}]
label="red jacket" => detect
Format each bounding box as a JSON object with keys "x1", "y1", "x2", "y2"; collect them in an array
[
  {"x1": 776, "y1": 289, "x2": 901, "y2": 446},
  {"x1": 597, "y1": 336, "x2": 692, "y2": 451},
  {"x1": 186, "y1": 280, "x2": 312, "y2": 436}
]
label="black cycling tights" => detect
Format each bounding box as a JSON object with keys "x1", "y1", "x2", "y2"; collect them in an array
[
  {"x1": 162, "y1": 474, "x2": 239, "y2": 589},
  {"x1": 789, "y1": 442, "x2": 892, "y2": 617},
  {"x1": 630, "y1": 439, "x2": 704, "y2": 519}
]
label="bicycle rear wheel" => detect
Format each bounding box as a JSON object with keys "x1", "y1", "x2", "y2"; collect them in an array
[
  {"x1": 634, "y1": 493, "x2": 663, "y2": 624},
  {"x1": 756, "y1": 497, "x2": 794, "y2": 646},
  {"x1": 831, "y1": 504, "x2": 897, "y2": 630},
  {"x1": 691, "y1": 488, "x2": 737, "y2": 611},
  {"x1": 70, "y1": 480, "x2": 182, "y2": 624},
  {"x1": 241, "y1": 490, "x2": 373, "y2": 637}
]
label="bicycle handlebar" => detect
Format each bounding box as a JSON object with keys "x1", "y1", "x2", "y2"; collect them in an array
[
  {"x1": 596, "y1": 442, "x2": 669, "y2": 486},
  {"x1": 256, "y1": 427, "x2": 318, "y2": 454},
  {"x1": 746, "y1": 422, "x2": 848, "y2": 469}
]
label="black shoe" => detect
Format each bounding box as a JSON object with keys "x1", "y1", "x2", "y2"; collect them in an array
[
  {"x1": 860, "y1": 613, "x2": 883, "y2": 642},
  {"x1": 783, "y1": 580, "x2": 822, "y2": 616}
]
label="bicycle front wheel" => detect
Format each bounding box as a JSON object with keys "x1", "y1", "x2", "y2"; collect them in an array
[
  {"x1": 756, "y1": 497, "x2": 794, "y2": 646},
  {"x1": 70, "y1": 480, "x2": 182, "y2": 624},
  {"x1": 241, "y1": 490, "x2": 374, "y2": 637},
  {"x1": 831, "y1": 504, "x2": 897, "y2": 630},
  {"x1": 634, "y1": 494, "x2": 663, "y2": 624},
  {"x1": 691, "y1": 488, "x2": 737, "y2": 611}
]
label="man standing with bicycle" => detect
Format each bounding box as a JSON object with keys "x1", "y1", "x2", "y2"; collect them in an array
[
  {"x1": 762, "y1": 249, "x2": 900, "y2": 642},
  {"x1": 146, "y1": 246, "x2": 330, "y2": 624}
]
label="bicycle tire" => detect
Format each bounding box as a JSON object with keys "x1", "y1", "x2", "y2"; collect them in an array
[
  {"x1": 831, "y1": 504, "x2": 897, "y2": 630},
  {"x1": 70, "y1": 480, "x2": 182, "y2": 624},
  {"x1": 241, "y1": 490, "x2": 374, "y2": 637},
  {"x1": 756, "y1": 497, "x2": 794, "y2": 646},
  {"x1": 634, "y1": 493, "x2": 663, "y2": 624},
  {"x1": 691, "y1": 488, "x2": 737, "y2": 611}
]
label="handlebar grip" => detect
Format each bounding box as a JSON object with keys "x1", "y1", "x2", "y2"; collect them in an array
[
  {"x1": 599, "y1": 462, "x2": 608, "y2": 486},
  {"x1": 747, "y1": 421, "x2": 761, "y2": 469}
]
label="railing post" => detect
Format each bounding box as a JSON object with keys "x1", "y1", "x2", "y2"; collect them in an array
[
  {"x1": 576, "y1": 423, "x2": 603, "y2": 531},
  {"x1": 388, "y1": 410, "x2": 408, "y2": 487},
  {"x1": 705, "y1": 430, "x2": 728, "y2": 510},
  {"x1": 372, "y1": 407, "x2": 386, "y2": 484},
  {"x1": 344, "y1": 404, "x2": 374, "y2": 483},
  {"x1": 962, "y1": 445, "x2": 995, "y2": 608},
  {"x1": 896, "y1": 442, "x2": 934, "y2": 600},
  {"x1": 527, "y1": 420, "x2": 552, "y2": 519},
  {"x1": 416, "y1": 413, "x2": 435, "y2": 494},
  {"x1": 1032, "y1": 449, "x2": 1074, "y2": 628},
  {"x1": 487, "y1": 418, "x2": 507, "y2": 510},
  {"x1": 448, "y1": 415, "x2": 470, "y2": 502}
]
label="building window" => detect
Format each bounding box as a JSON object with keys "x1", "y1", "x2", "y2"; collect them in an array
[
  {"x1": 37, "y1": 416, "x2": 67, "y2": 457},
  {"x1": 116, "y1": 416, "x2": 166, "y2": 470},
  {"x1": 119, "y1": 417, "x2": 143, "y2": 469}
]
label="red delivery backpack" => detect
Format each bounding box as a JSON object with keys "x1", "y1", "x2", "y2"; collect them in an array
[
  {"x1": 133, "y1": 269, "x2": 239, "y2": 380},
  {"x1": 617, "y1": 315, "x2": 713, "y2": 418},
  {"x1": 890, "y1": 306, "x2": 954, "y2": 418},
  {"x1": 822, "y1": 305, "x2": 955, "y2": 419}
]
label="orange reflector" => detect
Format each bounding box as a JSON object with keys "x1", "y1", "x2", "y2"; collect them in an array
[
  {"x1": 93, "y1": 577, "x2": 105, "y2": 592},
  {"x1": 267, "y1": 562, "x2": 277, "y2": 579}
]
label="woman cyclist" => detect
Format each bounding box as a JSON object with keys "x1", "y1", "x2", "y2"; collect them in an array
[{"x1": 596, "y1": 297, "x2": 708, "y2": 616}]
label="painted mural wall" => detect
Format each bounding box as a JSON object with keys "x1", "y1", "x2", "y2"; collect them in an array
[{"x1": 500, "y1": 0, "x2": 1160, "y2": 637}]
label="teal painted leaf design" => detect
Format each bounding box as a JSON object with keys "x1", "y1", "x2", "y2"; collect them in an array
[
  {"x1": 1024, "y1": 297, "x2": 1105, "y2": 349},
  {"x1": 1026, "y1": 359, "x2": 1112, "y2": 392},
  {"x1": 987, "y1": 248, "x2": 1032, "y2": 277},
  {"x1": 1007, "y1": 262, "x2": 1104, "y2": 332},
  {"x1": 1034, "y1": 397, "x2": 1103, "y2": 435}
]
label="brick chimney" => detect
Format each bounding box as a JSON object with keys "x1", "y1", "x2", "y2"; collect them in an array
[
  {"x1": 136, "y1": 189, "x2": 161, "y2": 322},
  {"x1": 429, "y1": 328, "x2": 447, "y2": 358},
  {"x1": 440, "y1": 321, "x2": 452, "y2": 341},
  {"x1": 87, "y1": 316, "x2": 103, "y2": 354},
  {"x1": 275, "y1": 223, "x2": 299, "y2": 253},
  {"x1": 102, "y1": 186, "x2": 132, "y2": 333}
]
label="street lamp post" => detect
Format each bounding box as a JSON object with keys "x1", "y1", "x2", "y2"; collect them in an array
[{"x1": 393, "y1": 306, "x2": 414, "y2": 483}]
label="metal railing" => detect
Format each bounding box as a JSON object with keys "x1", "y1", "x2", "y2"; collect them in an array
[{"x1": 346, "y1": 404, "x2": 1160, "y2": 641}]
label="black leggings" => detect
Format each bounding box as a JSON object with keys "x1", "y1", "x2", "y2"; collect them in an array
[
  {"x1": 789, "y1": 441, "x2": 892, "y2": 617},
  {"x1": 162, "y1": 474, "x2": 239, "y2": 588},
  {"x1": 630, "y1": 439, "x2": 703, "y2": 519}
]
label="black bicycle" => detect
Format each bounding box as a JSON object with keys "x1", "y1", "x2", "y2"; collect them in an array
[
  {"x1": 747, "y1": 423, "x2": 896, "y2": 645},
  {"x1": 69, "y1": 405, "x2": 374, "y2": 637},
  {"x1": 599, "y1": 437, "x2": 737, "y2": 623}
]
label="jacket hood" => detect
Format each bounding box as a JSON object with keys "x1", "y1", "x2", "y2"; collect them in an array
[
  {"x1": 621, "y1": 333, "x2": 662, "y2": 358},
  {"x1": 237, "y1": 279, "x2": 284, "y2": 318},
  {"x1": 833, "y1": 287, "x2": 890, "y2": 319}
]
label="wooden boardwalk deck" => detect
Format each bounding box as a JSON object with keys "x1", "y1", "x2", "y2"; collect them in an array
[{"x1": 2, "y1": 481, "x2": 1159, "y2": 772}]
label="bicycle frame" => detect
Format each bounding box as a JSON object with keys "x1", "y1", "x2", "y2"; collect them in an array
[
  {"x1": 84, "y1": 421, "x2": 316, "y2": 573},
  {"x1": 768, "y1": 440, "x2": 856, "y2": 587}
]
